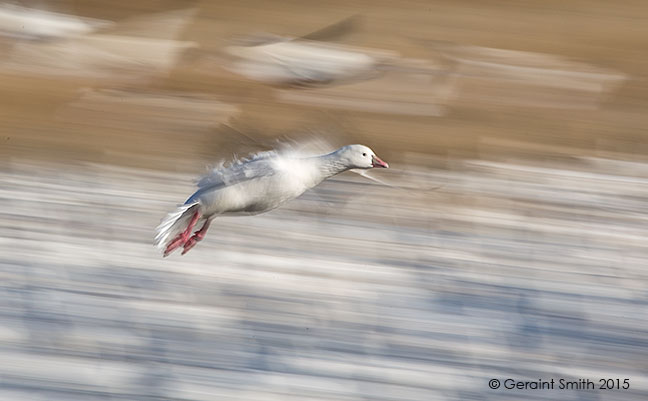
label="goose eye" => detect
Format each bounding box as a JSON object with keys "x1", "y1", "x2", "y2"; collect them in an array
[{"x1": 362, "y1": 153, "x2": 367, "y2": 157}]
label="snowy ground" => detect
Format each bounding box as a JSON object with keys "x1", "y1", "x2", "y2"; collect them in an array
[{"x1": 0, "y1": 157, "x2": 647, "y2": 401}]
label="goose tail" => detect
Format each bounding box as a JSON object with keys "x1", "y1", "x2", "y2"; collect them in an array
[{"x1": 154, "y1": 202, "x2": 201, "y2": 254}]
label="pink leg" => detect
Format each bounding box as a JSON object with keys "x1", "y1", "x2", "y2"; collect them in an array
[
  {"x1": 181, "y1": 218, "x2": 212, "y2": 255},
  {"x1": 164, "y1": 210, "x2": 201, "y2": 257}
]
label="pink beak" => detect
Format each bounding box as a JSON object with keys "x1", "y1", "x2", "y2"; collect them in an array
[{"x1": 371, "y1": 155, "x2": 389, "y2": 168}]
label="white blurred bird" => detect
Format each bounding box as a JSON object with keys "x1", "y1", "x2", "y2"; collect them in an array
[
  {"x1": 219, "y1": 15, "x2": 442, "y2": 88},
  {"x1": 155, "y1": 144, "x2": 389, "y2": 256},
  {"x1": 0, "y1": 4, "x2": 112, "y2": 40},
  {"x1": 0, "y1": 8, "x2": 196, "y2": 82}
]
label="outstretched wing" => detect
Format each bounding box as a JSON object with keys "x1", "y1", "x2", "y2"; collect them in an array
[
  {"x1": 298, "y1": 15, "x2": 361, "y2": 42},
  {"x1": 196, "y1": 151, "x2": 278, "y2": 188},
  {"x1": 185, "y1": 151, "x2": 279, "y2": 204}
]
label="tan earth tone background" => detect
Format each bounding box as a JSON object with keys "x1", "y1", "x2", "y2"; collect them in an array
[{"x1": 2, "y1": 0, "x2": 647, "y2": 169}]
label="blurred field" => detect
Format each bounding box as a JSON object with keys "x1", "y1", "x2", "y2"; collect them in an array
[
  {"x1": 2, "y1": 0, "x2": 648, "y2": 166},
  {"x1": 1, "y1": 1, "x2": 648, "y2": 400}
]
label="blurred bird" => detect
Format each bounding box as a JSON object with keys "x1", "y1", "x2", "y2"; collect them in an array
[
  {"x1": 221, "y1": 15, "x2": 439, "y2": 88},
  {"x1": 155, "y1": 144, "x2": 389, "y2": 256},
  {"x1": 0, "y1": 8, "x2": 196, "y2": 83},
  {"x1": 0, "y1": 4, "x2": 112, "y2": 40}
]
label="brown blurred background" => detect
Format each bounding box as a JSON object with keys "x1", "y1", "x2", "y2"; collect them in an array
[{"x1": 2, "y1": 0, "x2": 647, "y2": 170}]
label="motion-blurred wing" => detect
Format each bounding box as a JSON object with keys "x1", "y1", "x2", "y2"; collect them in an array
[
  {"x1": 298, "y1": 14, "x2": 362, "y2": 42},
  {"x1": 196, "y1": 152, "x2": 279, "y2": 189}
]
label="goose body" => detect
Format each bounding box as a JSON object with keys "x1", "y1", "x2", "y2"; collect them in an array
[{"x1": 155, "y1": 144, "x2": 388, "y2": 256}]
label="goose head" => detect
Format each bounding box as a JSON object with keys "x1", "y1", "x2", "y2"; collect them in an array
[{"x1": 337, "y1": 144, "x2": 389, "y2": 169}]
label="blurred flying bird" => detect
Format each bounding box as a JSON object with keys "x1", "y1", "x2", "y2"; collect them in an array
[
  {"x1": 0, "y1": 8, "x2": 196, "y2": 82},
  {"x1": 155, "y1": 144, "x2": 389, "y2": 256},
  {"x1": 0, "y1": 4, "x2": 112, "y2": 40},
  {"x1": 414, "y1": 41, "x2": 627, "y2": 109},
  {"x1": 223, "y1": 38, "x2": 389, "y2": 87},
  {"x1": 221, "y1": 15, "x2": 441, "y2": 88}
]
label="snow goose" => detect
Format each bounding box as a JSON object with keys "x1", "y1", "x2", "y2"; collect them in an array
[{"x1": 155, "y1": 144, "x2": 388, "y2": 256}]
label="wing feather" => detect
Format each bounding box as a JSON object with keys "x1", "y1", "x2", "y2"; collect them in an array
[{"x1": 185, "y1": 151, "x2": 280, "y2": 204}]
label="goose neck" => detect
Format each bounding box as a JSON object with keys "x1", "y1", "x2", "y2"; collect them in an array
[{"x1": 314, "y1": 151, "x2": 350, "y2": 180}]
